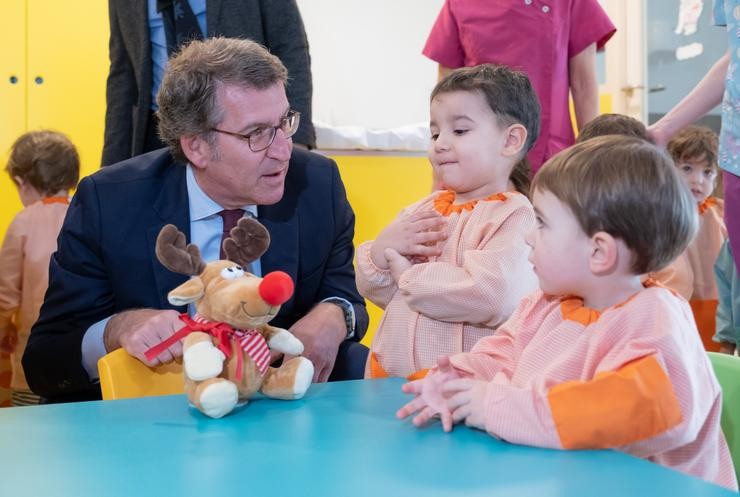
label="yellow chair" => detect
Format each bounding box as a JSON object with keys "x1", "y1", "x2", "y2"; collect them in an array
[
  {"x1": 707, "y1": 351, "x2": 740, "y2": 479},
  {"x1": 97, "y1": 348, "x2": 184, "y2": 400}
]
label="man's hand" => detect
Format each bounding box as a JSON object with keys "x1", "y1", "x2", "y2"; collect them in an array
[
  {"x1": 370, "y1": 210, "x2": 446, "y2": 269},
  {"x1": 285, "y1": 303, "x2": 346, "y2": 383},
  {"x1": 396, "y1": 356, "x2": 462, "y2": 431},
  {"x1": 104, "y1": 309, "x2": 185, "y2": 366}
]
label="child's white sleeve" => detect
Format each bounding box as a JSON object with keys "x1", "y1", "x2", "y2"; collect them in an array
[{"x1": 0, "y1": 217, "x2": 25, "y2": 333}]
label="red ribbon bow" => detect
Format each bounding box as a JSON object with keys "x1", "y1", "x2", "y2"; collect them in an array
[{"x1": 144, "y1": 313, "x2": 250, "y2": 380}]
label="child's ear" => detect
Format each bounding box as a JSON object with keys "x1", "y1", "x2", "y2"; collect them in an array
[
  {"x1": 588, "y1": 231, "x2": 619, "y2": 275},
  {"x1": 502, "y1": 124, "x2": 528, "y2": 157},
  {"x1": 13, "y1": 176, "x2": 25, "y2": 188},
  {"x1": 180, "y1": 134, "x2": 212, "y2": 169}
]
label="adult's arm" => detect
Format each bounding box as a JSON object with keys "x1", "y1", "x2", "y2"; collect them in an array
[
  {"x1": 569, "y1": 43, "x2": 598, "y2": 131},
  {"x1": 648, "y1": 52, "x2": 729, "y2": 147},
  {"x1": 259, "y1": 0, "x2": 315, "y2": 148},
  {"x1": 101, "y1": 0, "x2": 137, "y2": 166}
]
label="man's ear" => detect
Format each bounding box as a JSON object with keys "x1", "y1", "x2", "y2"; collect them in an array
[
  {"x1": 502, "y1": 123, "x2": 528, "y2": 158},
  {"x1": 180, "y1": 134, "x2": 211, "y2": 169},
  {"x1": 588, "y1": 231, "x2": 619, "y2": 275}
]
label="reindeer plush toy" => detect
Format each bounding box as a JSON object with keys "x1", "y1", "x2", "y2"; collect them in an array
[{"x1": 144, "y1": 217, "x2": 314, "y2": 418}]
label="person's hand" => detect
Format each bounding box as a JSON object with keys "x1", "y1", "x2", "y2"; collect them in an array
[
  {"x1": 719, "y1": 341, "x2": 737, "y2": 355},
  {"x1": 385, "y1": 248, "x2": 413, "y2": 283},
  {"x1": 370, "y1": 210, "x2": 447, "y2": 269},
  {"x1": 396, "y1": 356, "x2": 461, "y2": 431},
  {"x1": 284, "y1": 303, "x2": 346, "y2": 383},
  {"x1": 443, "y1": 378, "x2": 489, "y2": 431},
  {"x1": 0, "y1": 327, "x2": 18, "y2": 355},
  {"x1": 646, "y1": 124, "x2": 670, "y2": 148},
  {"x1": 104, "y1": 309, "x2": 185, "y2": 366}
]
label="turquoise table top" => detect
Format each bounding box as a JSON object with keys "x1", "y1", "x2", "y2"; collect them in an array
[{"x1": 0, "y1": 378, "x2": 734, "y2": 497}]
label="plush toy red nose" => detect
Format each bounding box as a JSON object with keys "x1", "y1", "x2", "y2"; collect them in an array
[{"x1": 258, "y1": 271, "x2": 294, "y2": 306}]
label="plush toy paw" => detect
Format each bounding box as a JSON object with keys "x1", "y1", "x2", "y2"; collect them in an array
[
  {"x1": 183, "y1": 340, "x2": 226, "y2": 381},
  {"x1": 290, "y1": 357, "x2": 314, "y2": 399},
  {"x1": 267, "y1": 328, "x2": 304, "y2": 355},
  {"x1": 198, "y1": 380, "x2": 239, "y2": 419}
]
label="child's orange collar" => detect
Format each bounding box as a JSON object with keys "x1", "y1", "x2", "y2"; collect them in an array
[
  {"x1": 433, "y1": 190, "x2": 509, "y2": 216},
  {"x1": 559, "y1": 279, "x2": 659, "y2": 326}
]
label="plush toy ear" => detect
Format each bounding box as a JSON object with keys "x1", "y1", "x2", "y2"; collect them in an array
[
  {"x1": 223, "y1": 217, "x2": 271, "y2": 267},
  {"x1": 156, "y1": 224, "x2": 206, "y2": 275},
  {"x1": 167, "y1": 278, "x2": 205, "y2": 306}
]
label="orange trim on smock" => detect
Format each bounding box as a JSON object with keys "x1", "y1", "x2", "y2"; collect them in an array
[
  {"x1": 433, "y1": 190, "x2": 508, "y2": 216},
  {"x1": 548, "y1": 355, "x2": 683, "y2": 449},
  {"x1": 368, "y1": 352, "x2": 429, "y2": 381},
  {"x1": 690, "y1": 299, "x2": 720, "y2": 352},
  {"x1": 41, "y1": 196, "x2": 70, "y2": 205}
]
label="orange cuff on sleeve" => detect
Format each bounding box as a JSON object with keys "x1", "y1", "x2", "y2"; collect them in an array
[
  {"x1": 690, "y1": 299, "x2": 720, "y2": 352},
  {"x1": 548, "y1": 355, "x2": 683, "y2": 449},
  {"x1": 368, "y1": 353, "x2": 428, "y2": 381}
]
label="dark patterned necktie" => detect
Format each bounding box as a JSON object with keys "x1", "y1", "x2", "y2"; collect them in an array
[
  {"x1": 157, "y1": 0, "x2": 204, "y2": 56},
  {"x1": 218, "y1": 209, "x2": 244, "y2": 260}
]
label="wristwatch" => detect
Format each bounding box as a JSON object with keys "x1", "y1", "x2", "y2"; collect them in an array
[{"x1": 322, "y1": 297, "x2": 356, "y2": 340}]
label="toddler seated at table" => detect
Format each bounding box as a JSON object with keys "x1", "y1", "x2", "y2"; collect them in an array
[{"x1": 397, "y1": 136, "x2": 738, "y2": 490}]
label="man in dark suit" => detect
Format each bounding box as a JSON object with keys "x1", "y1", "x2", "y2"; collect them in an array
[
  {"x1": 103, "y1": 0, "x2": 315, "y2": 166},
  {"x1": 24, "y1": 37, "x2": 367, "y2": 403}
]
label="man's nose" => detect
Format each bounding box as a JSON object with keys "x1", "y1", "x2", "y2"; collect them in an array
[{"x1": 267, "y1": 129, "x2": 293, "y2": 160}]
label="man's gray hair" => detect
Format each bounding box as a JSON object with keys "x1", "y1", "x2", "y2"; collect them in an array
[{"x1": 157, "y1": 37, "x2": 288, "y2": 163}]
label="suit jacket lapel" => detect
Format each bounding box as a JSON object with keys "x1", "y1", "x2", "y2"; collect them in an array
[
  {"x1": 259, "y1": 203, "x2": 299, "y2": 285},
  {"x1": 148, "y1": 163, "x2": 191, "y2": 309}
]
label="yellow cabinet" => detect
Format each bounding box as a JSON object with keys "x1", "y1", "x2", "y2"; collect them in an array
[{"x1": 0, "y1": 0, "x2": 109, "y2": 233}]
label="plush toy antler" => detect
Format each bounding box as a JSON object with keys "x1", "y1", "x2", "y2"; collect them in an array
[
  {"x1": 223, "y1": 217, "x2": 270, "y2": 267},
  {"x1": 156, "y1": 224, "x2": 206, "y2": 275}
]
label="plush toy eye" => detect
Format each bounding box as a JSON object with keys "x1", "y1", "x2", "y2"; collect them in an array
[{"x1": 220, "y1": 266, "x2": 245, "y2": 280}]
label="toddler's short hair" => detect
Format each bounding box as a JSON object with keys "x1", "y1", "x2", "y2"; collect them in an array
[
  {"x1": 667, "y1": 125, "x2": 718, "y2": 169},
  {"x1": 576, "y1": 113, "x2": 647, "y2": 143},
  {"x1": 6, "y1": 130, "x2": 80, "y2": 195},
  {"x1": 532, "y1": 135, "x2": 697, "y2": 274}
]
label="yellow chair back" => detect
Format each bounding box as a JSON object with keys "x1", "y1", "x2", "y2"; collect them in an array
[{"x1": 97, "y1": 348, "x2": 184, "y2": 400}]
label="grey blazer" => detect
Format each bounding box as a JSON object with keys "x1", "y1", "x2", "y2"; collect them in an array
[{"x1": 102, "y1": 0, "x2": 315, "y2": 166}]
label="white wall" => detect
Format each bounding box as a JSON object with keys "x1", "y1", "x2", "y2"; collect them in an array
[{"x1": 296, "y1": 0, "x2": 444, "y2": 130}]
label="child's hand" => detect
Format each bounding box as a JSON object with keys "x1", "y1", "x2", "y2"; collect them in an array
[
  {"x1": 396, "y1": 356, "x2": 461, "y2": 432},
  {"x1": 719, "y1": 342, "x2": 737, "y2": 355},
  {"x1": 370, "y1": 210, "x2": 446, "y2": 270},
  {"x1": 384, "y1": 248, "x2": 412, "y2": 283},
  {"x1": 443, "y1": 378, "x2": 489, "y2": 431}
]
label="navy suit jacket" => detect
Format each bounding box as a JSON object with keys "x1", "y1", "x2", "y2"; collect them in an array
[{"x1": 23, "y1": 148, "x2": 368, "y2": 402}]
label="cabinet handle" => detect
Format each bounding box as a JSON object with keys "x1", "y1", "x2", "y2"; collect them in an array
[
  {"x1": 34, "y1": 76, "x2": 44, "y2": 85},
  {"x1": 9, "y1": 76, "x2": 18, "y2": 84}
]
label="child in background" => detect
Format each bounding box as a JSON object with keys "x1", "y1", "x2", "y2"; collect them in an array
[
  {"x1": 398, "y1": 136, "x2": 737, "y2": 490},
  {"x1": 657, "y1": 126, "x2": 726, "y2": 351},
  {"x1": 715, "y1": 240, "x2": 739, "y2": 355},
  {"x1": 0, "y1": 130, "x2": 79, "y2": 406},
  {"x1": 356, "y1": 65, "x2": 539, "y2": 379},
  {"x1": 575, "y1": 113, "x2": 647, "y2": 143}
]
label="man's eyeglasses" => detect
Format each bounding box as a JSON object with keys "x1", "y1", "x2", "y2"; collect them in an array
[{"x1": 210, "y1": 110, "x2": 301, "y2": 152}]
